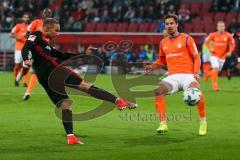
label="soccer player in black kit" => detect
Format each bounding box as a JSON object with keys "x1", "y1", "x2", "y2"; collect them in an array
[{"x1": 22, "y1": 18, "x2": 136, "y2": 145}]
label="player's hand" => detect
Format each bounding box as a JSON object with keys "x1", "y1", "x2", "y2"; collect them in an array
[
  {"x1": 194, "y1": 73, "x2": 200, "y2": 83},
  {"x1": 16, "y1": 35, "x2": 23, "y2": 41},
  {"x1": 210, "y1": 48, "x2": 214, "y2": 53},
  {"x1": 86, "y1": 46, "x2": 98, "y2": 55},
  {"x1": 144, "y1": 64, "x2": 154, "y2": 73},
  {"x1": 24, "y1": 60, "x2": 33, "y2": 66},
  {"x1": 226, "y1": 52, "x2": 231, "y2": 57}
]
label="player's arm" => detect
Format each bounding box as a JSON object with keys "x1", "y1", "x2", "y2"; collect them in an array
[
  {"x1": 21, "y1": 32, "x2": 41, "y2": 66},
  {"x1": 205, "y1": 33, "x2": 214, "y2": 52},
  {"x1": 50, "y1": 47, "x2": 78, "y2": 60},
  {"x1": 227, "y1": 34, "x2": 236, "y2": 56},
  {"x1": 51, "y1": 46, "x2": 98, "y2": 60},
  {"x1": 25, "y1": 21, "x2": 36, "y2": 38},
  {"x1": 9, "y1": 25, "x2": 24, "y2": 41},
  {"x1": 144, "y1": 41, "x2": 166, "y2": 73},
  {"x1": 188, "y1": 36, "x2": 201, "y2": 81},
  {"x1": 21, "y1": 41, "x2": 34, "y2": 66}
]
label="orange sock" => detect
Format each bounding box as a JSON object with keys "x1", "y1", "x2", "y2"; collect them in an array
[
  {"x1": 26, "y1": 74, "x2": 38, "y2": 94},
  {"x1": 23, "y1": 70, "x2": 30, "y2": 84},
  {"x1": 202, "y1": 63, "x2": 211, "y2": 76},
  {"x1": 197, "y1": 94, "x2": 206, "y2": 120},
  {"x1": 212, "y1": 69, "x2": 219, "y2": 88},
  {"x1": 155, "y1": 96, "x2": 167, "y2": 122}
]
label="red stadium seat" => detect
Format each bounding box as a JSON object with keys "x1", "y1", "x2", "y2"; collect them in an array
[
  {"x1": 214, "y1": 12, "x2": 226, "y2": 21},
  {"x1": 204, "y1": 24, "x2": 216, "y2": 33},
  {"x1": 191, "y1": 17, "x2": 201, "y2": 24},
  {"x1": 190, "y1": 2, "x2": 202, "y2": 14},
  {"x1": 201, "y1": 2, "x2": 212, "y2": 11},
  {"x1": 95, "y1": 23, "x2": 107, "y2": 32},
  {"x1": 117, "y1": 23, "x2": 129, "y2": 32},
  {"x1": 179, "y1": 3, "x2": 191, "y2": 10},
  {"x1": 116, "y1": 23, "x2": 128, "y2": 32},
  {"x1": 149, "y1": 23, "x2": 158, "y2": 32},
  {"x1": 202, "y1": 16, "x2": 213, "y2": 24},
  {"x1": 127, "y1": 23, "x2": 139, "y2": 32},
  {"x1": 183, "y1": 23, "x2": 193, "y2": 33},
  {"x1": 226, "y1": 13, "x2": 238, "y2": 22},
  {"x1": 193, "y1": 24, "x2": 204, "y2": 32},
  {"x1": 84, "y1": 23, "x2": 96, "y2": 32},
  {"x1": 106, "y1": 23, "x2": 117, "y2": 32},
  {"x1": 138, "y1": 23, "x2": 150, "y2": 32}
]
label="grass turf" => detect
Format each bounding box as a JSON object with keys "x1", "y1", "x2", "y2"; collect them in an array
[{"x1": 0, "y1": 72, "x2": 240, "y2": 160}]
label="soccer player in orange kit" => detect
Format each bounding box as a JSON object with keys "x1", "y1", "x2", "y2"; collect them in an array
[
  {"x1": 10, "y1": 13, "x2": 30, "y2": 86},
  {"x1": 205, "y1": 21, "x2": 235, "y2": 91},
  {"x1": 17, "y1": 8, "x2": 52, "y2": 100},
  {"x1": 145, "y1": 14, "x2": 207, "y2": 136}
]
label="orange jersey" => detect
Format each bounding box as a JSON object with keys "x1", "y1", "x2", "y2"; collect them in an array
[
  {"x1": 205, "y1": 31, "x2": 235, "y2": 59},
  {"x1": 11, "y1": 23, "x2": 28, "y2": 50},
  {"x1": 156, "y1": 33, "x2": 199, "y2": 75},
  {"x1": 27, "y1": 19, "x2": 43, "y2": 32}
]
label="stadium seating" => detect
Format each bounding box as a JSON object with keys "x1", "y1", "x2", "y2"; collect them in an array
[
  {"x1": 127, "y1": 23, "x2": 139, "y2": 32},
  {"x1": 116, "y1": 23, "x2": 128, "y2": 32},
  {"x1": 138, "y1": 23, "x2": 150, "y2": 32}
]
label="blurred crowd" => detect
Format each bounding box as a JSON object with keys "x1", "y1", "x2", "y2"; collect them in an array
[
  {"x1": 2, "y1": 0, "x2": 240, "y2": 32},
  {"x1": 0, "y1": 0, "x2": 180, "y2": 31},
  {"x1": 210, "y1": 0, "x2": 240, "y2": 12}
]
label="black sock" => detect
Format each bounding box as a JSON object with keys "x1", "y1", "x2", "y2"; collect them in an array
[
  {"x1": 87, "y1": 86, "x2": 117, "y2": 103},
  {"x1": 62, "y1": 109, "x2": 73, "y2": 135},
  {"x1": 22, "y1": 67, "x2": 29, "y2": 76}
]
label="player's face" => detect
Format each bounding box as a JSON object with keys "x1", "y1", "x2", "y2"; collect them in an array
[
  {"x1": 165, "y1": 18, "x2": 178, "y2": 36},
  {"x1": 45, "y1": 24, "x2": 60, "y2": 38},
  {"x1": 217, "y1": 22, "x2": 225, "y2": 33},
  {"x1": 22, "y1": 14, "x2": 29, "y2": 23}
]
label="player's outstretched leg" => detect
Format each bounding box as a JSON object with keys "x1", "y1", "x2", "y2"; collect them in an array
[
  {"x1": 78, "y1": 81, "x2": 137, "y2": 110},
  {"x1": 211, "y1": 69, "x2": 220, "y2": 91},
  {"x1": 197, "y1": 94, "x2": 207, "y2": 136},
  {"x1": 155, "y1": 96, "x2": 168, "y2": 134},
  {"x1": 23, "y1": 70, "x2": 30, "y2": 87},
  {"x1": 60, "y1": 99, "x2": 84, "y2": 145},
  {"x1": 189, "y1": 82, "x2": 207, "y2": 136},
  {"x1": 155, "y1": 82, "x2": 172, "y2": 134},
  {"x1": 23, "y1": 73, "x2": 38, "y2": 100},
  {"x1": 14, "y1": 63, "x2": 22, "y2": 86}
]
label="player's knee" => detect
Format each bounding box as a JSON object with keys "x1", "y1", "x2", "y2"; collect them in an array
[
  {"x1": 15, "y1": 63, "x2": 21, "y2": 68},
  {"x1": 79, "y1": 80, "x2": 92, "y2": 91},
  {"x1": 189, "y1": 82, "x2": 200, "y2": 89},
  {"x1": 212, "y1": 67, "x2": 219, "y2": 71},
  {"x1": 59, "y1": 99, "x2": 72, "y2": 110},
  {"x1": 155, "y1": 82, "x2": 173, "y2": 96}
]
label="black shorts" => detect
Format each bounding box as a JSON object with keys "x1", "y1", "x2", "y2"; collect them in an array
[{"x1": 38, "y1": 66, "x2": 82, "y2": 107}]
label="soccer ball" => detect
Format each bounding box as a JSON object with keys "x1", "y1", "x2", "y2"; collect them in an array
[{"x1": 183, "y1": 88, "x2": 202, "y2": 106}]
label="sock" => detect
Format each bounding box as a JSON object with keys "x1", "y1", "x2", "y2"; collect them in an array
[
  {"x1": 62, "y1": 109, "x2": 73, "y2": 135},
  {"x1": 155, "y1": 96, "x2": 167, "y2": 123},
  {"x1": 202, "y1": 63, "x2": 211, "y2": 76},
  {"x1": 23, "y1": 70, "x2": 30, "y2": 84},
  {"x1": 212, "y1": 69, "x2": 219, "y2": 87},
  {"x1": 197, "y1": 94, "x2": 206, "y2": 121},
  {"x1": 87, "y1": 86, "x2": 117, "y2": 103},
  {"x1": 14, "y1": 66, "x2": 21, "y2": 78},
  {"x1": 26, "y1": 74, "x2": 38, "y2": 94}
]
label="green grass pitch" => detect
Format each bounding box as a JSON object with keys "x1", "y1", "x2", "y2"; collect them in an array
[{"x1": 0, "y1": 72, "x2": 240, "y2": 160}]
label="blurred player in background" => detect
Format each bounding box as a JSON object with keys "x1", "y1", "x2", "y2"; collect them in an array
[
  {"x1": 22, "y1": 18, "x2": 136, "y2": 144},
  {"x1": 17, "y1": 8, "x2": 52, "y2": 100},
  {"x1": 205, "y1": 21, "x2": 235, "y2": 91},
  {"x1": 9, "y1": 13, "x2": 30, "y2": 87},
  {"x1": 145, "y1": 14, "x2": 207, "y2": 136},
  {"x1": 201, "y1": 35, "x2": 212, "y2": 77}
]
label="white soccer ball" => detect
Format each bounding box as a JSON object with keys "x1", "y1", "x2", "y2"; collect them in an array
[{"x1": 183, "y1": 88, "x2": 202, "y2": 106}]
